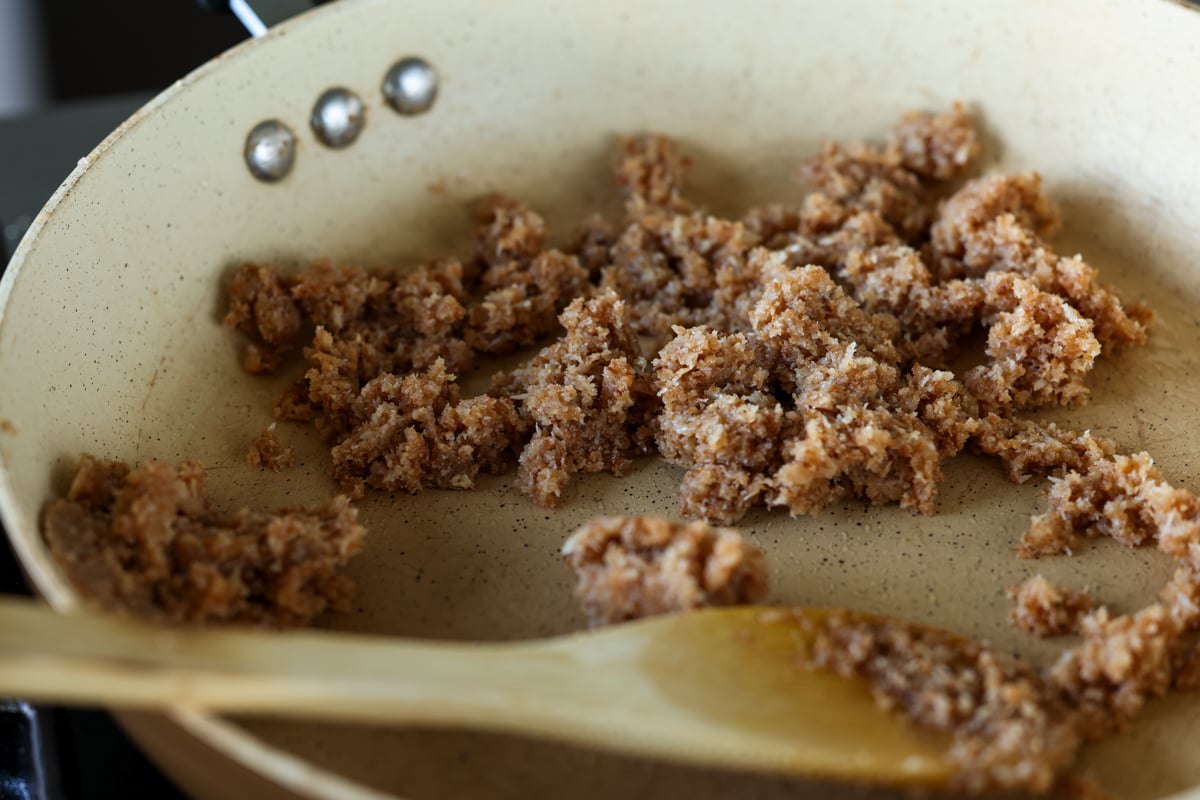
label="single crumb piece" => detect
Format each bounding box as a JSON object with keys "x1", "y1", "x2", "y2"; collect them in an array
[
  {"x1": 773, "y1": 204, "x2": 907, "y2": 276},
  {"x1": 752, "y1": 269, "x2": 941, "y2": 518},
  {"x1": 971, "y1": 414, "x2": 1115, "y2": 485},
  {"x1": 499, "y1": 291, "x2": 657, "y2": 507},
  {"x1": 466, "y1": 196, "x2": 590, "y2": 353},
  {"x1": 600, "y1": 208, "x2": 762, "y2": 342},
  {"x1": 1159, "y1": 565, "x2": 1200, "y2": 632},
  {"x1": 1054, "y1": 254, "x2": 1153, "y2": 352},
  {"x1": 1046, "y1": 605, "x2": 1177, "y2": 736},
  {"x1": 563, "y1": 215, "x2": 616, "y2": 280},
  {"x1": 806, "y1": 611, "x2": 1080, "y2": 794},
  {"x1": 472, "y1": 193, "x2": 550, "y2": 267},
  {"x1": 887, "y1": 101, "x2": 979, "y2": 181},
  {"x1": 795, "y1": 103, "x2": 979, "y2": 244},
  {"x1": 965, "y1": 271, "x2": 1101, "y2": 412},
  {"x1": 290, "y1": 260, "x2": 391, "y2": 334},
  {"x1": 839, "y1": 244, "x2": 985, "y2": 367},
  {"x1": 466, "y1": 248, "x2": 590, "y2": 353},
  {"x1": 247, "y1": 423, "x2": 295, "y2": 472},
  {"x1": 224, "y1": 263, "x2": 303, "y2": 374},
  {"x1": 562, "y1": 516, "x2": 768, "y2": 626},
  {"x1": 891, "y1": 364, "x2": 980, "y2": 458},
  {"x1": 770, "y1": 401, "x2": 942, "y2": 517},
  {"x1": 1008, "y1": 575, "x2": 1093, "y2": 637},
  {"x1": 798, "y1": 141, "x2": 934, "y2": 242},
  {"x1": 752, "y1": 269, "x2": 943, "y2": 517},
  {"x1": 750, "y1": 263, "x2": 900, "y2": 367},
  {"x1": 651, "y1": 265, "x2": 967, "y2": 525},
  {"x1": 331, "y1": 359, "x2": 524, "y2": 499},
  {"x1": 929, "y1": 173, "x2": 1150, "y2": 350},
  {"x1": 651, "y1": 263, "x2": 982, "y2": 525},
  {"x1": 1020, "y1": 451, "x2": 1200, "y2": 560},
  {"x1": 42, "y1": 454, "x2": 365, "y2": 626},
  {"x1": 653, "y1": 327, "x2": 783, "y2": 524},
  {"x1": 613, "y1": 133, "x2": 694, "y2": 216},
  {"x1": 930, "y1": 172, "x2": 1061, "y2": 273}
]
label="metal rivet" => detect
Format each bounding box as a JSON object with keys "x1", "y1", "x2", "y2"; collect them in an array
[
  {"x1": 310, "y1": 87, "x2": 366, "y2": 149},
  {"x1": 244, "y1": 119, "x2": 296, "y2": 182},
  {"x1": 383, "y1": 57, "x2": 438, "y2": 115}
]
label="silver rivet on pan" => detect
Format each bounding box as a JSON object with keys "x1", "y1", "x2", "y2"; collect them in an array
[
  {"x1": 310, "y1": 87, "x2": 366, "y2": 148},
  {"x1": 244, "y1": 119, "x2": 296, "y2": 182},
  {"x1": 382, "y1": 57, "x2": 439, "y2": 115}
]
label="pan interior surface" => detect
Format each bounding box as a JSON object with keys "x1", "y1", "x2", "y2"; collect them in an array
[{"x1": 1, "y1": 0, "x2": 1200, "y2": 798}]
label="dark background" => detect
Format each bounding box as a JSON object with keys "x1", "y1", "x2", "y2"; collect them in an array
[{"x1": 38, "y1": 3, "x2": 246, "y2": 101}]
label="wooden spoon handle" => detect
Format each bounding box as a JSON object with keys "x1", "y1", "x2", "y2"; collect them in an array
[
  {"x1": 0, "y1": 599, "x2": 778, "y2": 774},
  {"x1": 0, "y1": 599, "x2": 953, "y2": 787},
  {"x1": 0, "y1": 598, "x2": 568, "y2": 726}
]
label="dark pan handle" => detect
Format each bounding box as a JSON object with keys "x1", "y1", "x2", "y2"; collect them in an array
[
  {"x1": 195, "y1": 0, "x2": 332, "y2": 38},
  {"x1": 196, "y1": 0, "x2": 331, "y2": 10}
]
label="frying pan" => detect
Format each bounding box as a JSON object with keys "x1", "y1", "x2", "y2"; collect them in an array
[{"x1": 2, "y1": 0, "x2": 1199, "y2": 797}]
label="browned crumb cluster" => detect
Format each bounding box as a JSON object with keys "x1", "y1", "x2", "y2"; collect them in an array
[
  {"x1": 224, "y1": 263, "x2": 304, "y2": 374},
  {"x1": 807, "y1": 611, "x2": 1081, "y2": 795},
  {"x1": 971, "y1": 413, "x2": 1116, "y2": 485},
  {"x1": 794, "y1": 558, "x2": 1199, "y2": 795},
  {"x1": 329, "y1": 358, "x2": 524, "y2": 499},
  {"x1": 1023, "y1": 451, "x2": 1190, "y2": 557},
  {"x1": 1048, "y1": 604, "x2": 1178, "y2": 736},
  {"x1": 1011, "y1": 449, "x2": 1200, "y2": 739},
  {"x1": 964, "y1": 271, "x2": 1100, "y2": 412},
  {"x1": 562, "y1": 515, "x2": 768, "y2": 626},
  {"x1": 247, "y1": 423, "x2": 295, "y2": 472},
  {"x1": 652, "y1": 266, "x2": 973, "y2": 523},
  {"x1": 43, "y1": 454, "x2": 364, "y2": 625},
  {"x1": 467, "y1": 196, "x2": 591, "y2": 354},
  {"x1": 1008, "y1": 575, "x2": 1094, "y2": 638},
  {"x1": 929, "y1": 172, "x2": 1151, "y2": 350},
  {"x1": 495, "y1": 292, "x2": 657, "y2": 507}
]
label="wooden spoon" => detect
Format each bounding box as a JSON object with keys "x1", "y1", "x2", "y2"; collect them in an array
[{"x1": 0, "y1": 599, "x2": 952, "y2": 788}]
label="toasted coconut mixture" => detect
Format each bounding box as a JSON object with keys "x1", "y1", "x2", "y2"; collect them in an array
[
  {"x1": 215, "y1": 101, "x2": 1188, "y2": 793},
  {"x1": 223, "y1": 101, "x2": 1149, "y2": 527},
  {"x1": 44, "y1": 102, "x2": 1198, "y2": 794},
  {"x1": 328, "y1": 359, "x2": 524, "y2": 499},
  {"x1": 247, "y1": 423, "x2": 295, "y2": 472},
  {"x1": 493, "y1": 292, "x2": 657, "y2": 507},
  {"x1": 1047, "y1": 604, "x2": 1178, "y2": 736},
  {"x1": 43, "y1": 454, "x2": 364, "y2": 625},
  {"x1": 562, "y1": 515, "x2": 768, "y2": 627},
  {"x1": 806, "y1": 611, "x2": 1081, "y2": 794},
  {"x1": 1008, "y1": 575, "x2": 1094, "y2": 638}
]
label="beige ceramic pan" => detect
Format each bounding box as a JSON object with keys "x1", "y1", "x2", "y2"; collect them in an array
[{"x1": 2, "y1": 0, "x2": 1200, "y2": 797}]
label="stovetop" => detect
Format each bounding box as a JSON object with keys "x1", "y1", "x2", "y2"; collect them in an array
[{"x1": 0, "y1": 93, "x2": 187, "y2": 800}]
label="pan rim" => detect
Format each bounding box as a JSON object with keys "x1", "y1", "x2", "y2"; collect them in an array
[{"x1": 1, "y1": 0, "x2": 1199, "y2": 798}]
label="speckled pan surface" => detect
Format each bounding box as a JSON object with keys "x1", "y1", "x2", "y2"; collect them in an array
[{"x1": 2, "y1": 0, "x2": 1200, "y2": 797}]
